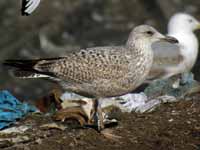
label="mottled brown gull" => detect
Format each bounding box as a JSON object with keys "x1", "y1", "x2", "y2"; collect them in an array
[{"x1": 3, "y1": 25, "x2": 178, "y2": 131}]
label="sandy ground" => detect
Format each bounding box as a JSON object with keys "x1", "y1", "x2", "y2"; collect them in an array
[{"x1": 1, "y1": 93, "x2": 199, "y2": 150}]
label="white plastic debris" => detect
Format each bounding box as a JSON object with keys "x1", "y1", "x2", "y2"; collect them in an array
[
  {"x1": 135, "y1": 99, "x2": 161, "y2": 113},
  {"x1": 122, "y1": 94, "x2": 177, "y2": 113},
  {"x1": 60, "y1": 92, "x2": 84, "y2": 101},
  {"x1": 59, "y1": 92, "x2": 177, "y2": 114},
  {"x1": 168, "y1": 118, "x2": 174, "y2": 122},
  {"x1": 118, "y1": 93, "x2": 147, "y2": 112},
  {"x1": 60, "y1": 92, "x2": 148, "y2": 113},
  {"x1": 0, "y1": 126, "x2": 30, "y2": 134},
  {"x1": 0, "y1": 135, "x2": 30, "y2": 144}
]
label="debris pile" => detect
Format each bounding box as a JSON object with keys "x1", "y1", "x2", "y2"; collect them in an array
[{"x1": 0, "y1": 90, "x2": 37, "y2": 129}]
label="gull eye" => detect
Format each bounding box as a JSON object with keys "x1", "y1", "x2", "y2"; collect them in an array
[
  {"x1": 188, "y1": 19, "x2": 193, "y2": 23},
  {"x1": 146, "y1": 31, "x2": 154, "y2": 36}
]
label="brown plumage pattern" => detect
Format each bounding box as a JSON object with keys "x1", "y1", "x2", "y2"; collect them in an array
[
  {"x1": 5, "y1": 46, "x2": 147, "y2": 98},
  {"x1": 4, "y1": 25, "x2": 179, "y2": 99},
  {"x1": 3, "y1": 25, "x2": 178, "y2": 130}
]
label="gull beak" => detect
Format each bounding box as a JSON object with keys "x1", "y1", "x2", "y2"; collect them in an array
[
  {"x1": 160, "y1": 36, "x2": 179, "y2": 44},
  {"x1": 195, "y1": 23, "x2": 200, "y2": 30}
]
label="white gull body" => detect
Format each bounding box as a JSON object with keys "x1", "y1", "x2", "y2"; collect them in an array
[{"x1": 149, "y1": 13, "x2": 200, "y2": 80}]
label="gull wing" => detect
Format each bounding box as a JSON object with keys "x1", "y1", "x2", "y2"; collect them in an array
[
  {"x1": 4, "y1": 46, "x2": 131, "y2": 84},
  {"x1": 39, "y1": 46, "x2": 130, "y2": 83},
  {"x1": 148, "y1": 41, "x2": 184, "y2": 80},
  {"x1": 21, "y1": 0, "x2": 40, "y2": 16}
]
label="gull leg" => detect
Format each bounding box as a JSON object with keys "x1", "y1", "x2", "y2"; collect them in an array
[
  {"x1": 97, "y1": 100, "x2": 104, "y2": 130},
  {"x1": 180, "y1": 72, "x2": 194, "y2": 85},
  {"x1": 94, "y1": 99, "x2": 104, "y2": 131},
  {"x1": 171, "y1": 74, "x2": 182, "y2": 89},
  {"x1": 180, "y1": 72, "x2": 200, "y2": 96},
  {"x1": 180, "y1": 72, "x2": 200, "y2": 91},
  {"x1": 172, "y1": 78, "x2": 180, "y2": 89}
]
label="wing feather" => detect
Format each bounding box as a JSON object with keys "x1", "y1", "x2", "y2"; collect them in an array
[
  {"x1": 148, "y1": 41, "x2": 184, "y2": 79},
  {"x1": 34, "y1": 46, "x2": 130, "y2": 83}
]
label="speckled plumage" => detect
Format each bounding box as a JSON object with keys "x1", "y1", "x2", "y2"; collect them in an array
[
  {"x1": 41, "y1": 46, "x2": 152, "y2": 98},
  {"x1": 4, "y1": 25, "x2": 178, "y2": 130},
  {"x1": 4, "y1": 25, "x2": 178, "y2": 99}
]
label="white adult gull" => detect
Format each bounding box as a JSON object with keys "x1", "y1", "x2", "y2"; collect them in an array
[{"x1": 148, "y1": 13, "x2": 200, "y2": 83}]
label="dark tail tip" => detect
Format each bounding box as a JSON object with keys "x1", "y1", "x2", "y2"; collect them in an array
[{"x1": 2, "y1": 59, "x2": 38, "y2": 72}]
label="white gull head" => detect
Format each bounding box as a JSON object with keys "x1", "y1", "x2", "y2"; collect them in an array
[
  {"x1": 168, "y1": 13, "x2": 200, "y2": 72},
  {"x1": 168, "y1": 13, "x2": 200, "y2": 34}
]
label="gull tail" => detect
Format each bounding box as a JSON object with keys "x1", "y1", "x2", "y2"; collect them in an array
[
  {"x1": 12, "y1": 70, "x2": 51, "y2": 79},
  {"x1": 3, "y1": 58, "x2": 62, "y2": 78}
]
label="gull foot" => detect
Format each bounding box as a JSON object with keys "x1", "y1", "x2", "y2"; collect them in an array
[{"x1": 180, "y1": 72, "x2": 194, "y2": 85}]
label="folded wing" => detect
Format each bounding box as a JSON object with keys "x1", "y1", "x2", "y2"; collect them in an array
[
  {"x1": 3, "y1": 47, "x2": 130, "y2": 84},
  {"x1": 148, "y1": 41, "x2": 184, "y2": 80}
]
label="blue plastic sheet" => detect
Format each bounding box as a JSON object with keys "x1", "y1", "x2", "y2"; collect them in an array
[{"x1": 0, "y1": 90, "x2": 37, "y2": 129}]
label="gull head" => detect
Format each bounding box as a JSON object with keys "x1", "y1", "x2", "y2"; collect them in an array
[
  {"x1": 168, "y1": 13, "x2": 200, "y2": 33},
  {"x1": 126, "y1": 25, "x2": 178, "y2": 47}
]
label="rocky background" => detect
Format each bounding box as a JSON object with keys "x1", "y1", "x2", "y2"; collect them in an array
[{"x1": 0, "y1": 0, "x2": 200, "y2": 101}]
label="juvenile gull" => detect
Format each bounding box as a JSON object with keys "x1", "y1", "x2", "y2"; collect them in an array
[
  {"x1": 3, "y1": 25, "x2": 178, "y2": 130},
  {"x1": 149, "y1": 13, "x2": 200, "y2": 81}
]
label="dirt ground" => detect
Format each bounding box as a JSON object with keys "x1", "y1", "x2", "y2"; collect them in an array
[{"x1": 0, "y1": 93, "x2": 199, "y2": 150}]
